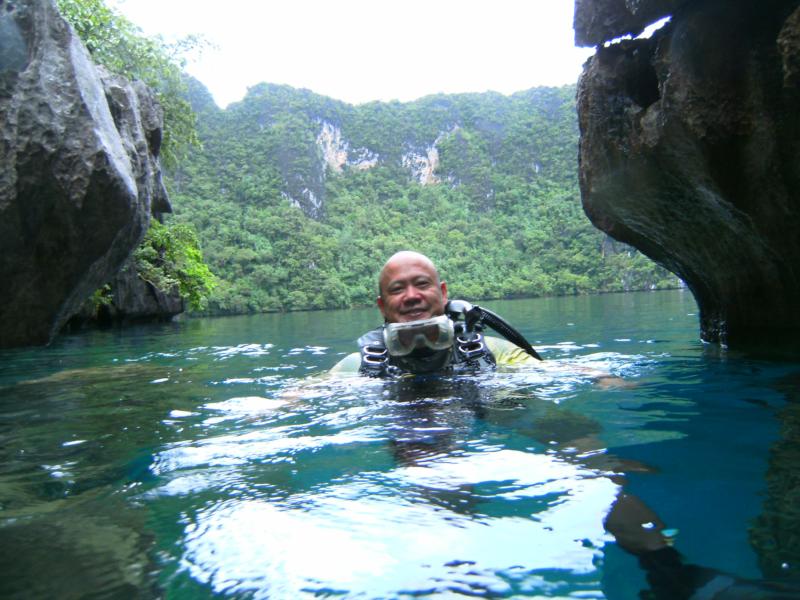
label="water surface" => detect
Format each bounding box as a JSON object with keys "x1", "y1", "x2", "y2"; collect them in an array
[{"x1": 1, "y1": 290, "x2": 798, "y2": 598}]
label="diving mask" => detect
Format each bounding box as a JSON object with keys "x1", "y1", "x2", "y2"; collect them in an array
[{"x1": 383, "y1": 315, "x2": 455, "y2": 356}]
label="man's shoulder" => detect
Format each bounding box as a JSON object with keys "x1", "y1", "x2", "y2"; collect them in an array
[
  {"x1": 485, "y1": 336, "x2": 540, "y2": 367},
  {"x1": 328, "y1": 351, "x2": 361, "y2": 375}
]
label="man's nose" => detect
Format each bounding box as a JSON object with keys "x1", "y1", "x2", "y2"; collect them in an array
[{"x1": 403, "y1": 285, "x2": 424, "y2": 303}]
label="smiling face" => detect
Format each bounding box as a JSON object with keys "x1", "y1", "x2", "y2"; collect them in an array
[{"x1": 377, "y1": 252, "x2": 448, "y2": 323}]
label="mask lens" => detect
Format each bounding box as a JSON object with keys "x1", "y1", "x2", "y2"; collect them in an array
[
  {"x1": 384, "y1": 316, "x2": 454, "y2": 356},
  {"x1": 396, "y1": 323, "x2": 439, "y2": 348},
  {"x1": 424, "y1": 325, "x2": 440, "y2": 343}
]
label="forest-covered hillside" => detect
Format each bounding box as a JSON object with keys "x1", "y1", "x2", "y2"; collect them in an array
[{"x1": 167, "y1": 81, "x2": 679, "y2": 314}]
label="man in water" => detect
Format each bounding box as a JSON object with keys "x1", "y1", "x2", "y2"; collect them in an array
[
  {"x1": 329, "y1": 250, "x2": 541, "y2": 377},
  {"x1": 327, "y1": 252, "x2": 800, "y2": 596}
]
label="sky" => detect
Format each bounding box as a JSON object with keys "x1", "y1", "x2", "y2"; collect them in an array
[{"x1": 109, "y1": 0, "x2": 595, "y2": 109}]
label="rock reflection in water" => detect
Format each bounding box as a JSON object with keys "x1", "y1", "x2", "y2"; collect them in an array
[{"x1": 750, "y1": 370, "x2": 800, "y2": 580}]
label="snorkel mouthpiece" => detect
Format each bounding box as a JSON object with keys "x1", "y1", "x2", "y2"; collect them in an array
[{"x1": 383, "y1": 315, "x2": 455, "y2": 356}]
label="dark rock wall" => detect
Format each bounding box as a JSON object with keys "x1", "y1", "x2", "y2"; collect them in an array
[
  {"x1": 574, "y1": 0, "x2": 688, "y2": 47},
  {"x1": 0, "y1": 0, "x2": 167, "y2": 348},
  {"x1": 66, "y1": 257, "x2": 184, "y2": 330},
  {"x1": 576, "y1": 0, "x2": 800, "y2": 347},
  {"x1": 106, "y1": 262, "x2": 184, "y2": 323}
]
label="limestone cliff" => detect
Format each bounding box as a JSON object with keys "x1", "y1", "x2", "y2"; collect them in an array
[
  {"x1": 0, "y1": 0, "x2": 167, "y2": 348},
  {"x1": 575, "y1": 0, "x2": 800, "y2": 348}
]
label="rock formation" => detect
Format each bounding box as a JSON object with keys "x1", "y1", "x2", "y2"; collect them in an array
[
  {"x1": 66, "y1": 256, "x2": 184, "y2": 330},
  {"x1": 0, "y1": 0, "x2": 168, "y2": 348},
  {"x1": 574, "y1": 0, "x2": 687, "y2": 47},
  {"x1": 575, "y1": 0, "x2": 800, "y2": 348},
  {"x1": 107, "y1": 261, "x2": 184, "y2": 323}
]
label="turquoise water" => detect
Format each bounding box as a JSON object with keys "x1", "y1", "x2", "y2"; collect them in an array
[{"x1": 1, "y1": 289, "x2": 798, "y2": 598}]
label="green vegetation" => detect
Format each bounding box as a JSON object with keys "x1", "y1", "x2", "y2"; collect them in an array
[
  {"x1": 168, "y1": 84, "x2": 679, "y2": 314},
  {"x1": 59, "y1": 0, "x2": 678, "y2": 318},
  {"x1": 134, "y1": 221, "x2": 217, "y2": 311},
  {"x1": 88, "y1": 284, "x2": 113, "y2": 318}
]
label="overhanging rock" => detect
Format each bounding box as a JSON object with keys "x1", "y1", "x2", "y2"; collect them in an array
[
  {"x1": 573, "y1": 0, "x2": 690, "y2": 48},
  {"x1": 576, "y1": 0, "x2": 800, "y2": 348}
]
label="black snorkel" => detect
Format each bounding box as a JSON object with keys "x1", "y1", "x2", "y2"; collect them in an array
[{"x1": 445, "y1": 299, "x2": 543, "y2": 361}]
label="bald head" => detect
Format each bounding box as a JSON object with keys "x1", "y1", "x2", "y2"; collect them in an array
[
  {"x1": 377, "y1": 251, "x2": 447, "y2": 322},
  {"x1": 379, "y1": 251, "x2": 439, "y2": 293}
]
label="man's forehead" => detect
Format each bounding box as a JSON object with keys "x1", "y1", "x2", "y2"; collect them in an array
[{"x1": 382, "y1": 258, "x2": 436, "y2": 281}]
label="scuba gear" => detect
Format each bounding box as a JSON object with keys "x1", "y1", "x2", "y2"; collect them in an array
[
  {"x1": 357, "y1": 325, "x2": 494, "y2": 378},
  {"x1": 383, "y1": 315, "x2": 455, "y2": 356},
  {"x1": 357, "y1": 299, "x2": 541, "y2": 377},
  {"x1": 445, "y1": 299, "x2": 542, "y2": 361}
]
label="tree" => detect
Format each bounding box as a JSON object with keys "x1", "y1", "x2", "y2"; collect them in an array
[
  {"x1": 134, "y1": 221, "x2": 216, "y2": 311},
  {"x1": 56, "y1": 0, "x2": 200, "y2": 167}
]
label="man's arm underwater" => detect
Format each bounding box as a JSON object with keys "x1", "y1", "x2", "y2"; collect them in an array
[{"x1": 484, "y1": 336, "x2": 630, "y2": 387}]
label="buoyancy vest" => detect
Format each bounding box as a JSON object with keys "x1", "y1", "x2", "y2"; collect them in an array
[{"x1": 357, "y1": 325, "x2": 497, "y2": 378}]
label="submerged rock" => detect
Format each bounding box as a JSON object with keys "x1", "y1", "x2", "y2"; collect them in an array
[
  {"x1": 0, "y1": 0, "x2": 167, "y2": 348},
  {"x1": 575, "y1": 0, "x2": 800, "y2": 347}
]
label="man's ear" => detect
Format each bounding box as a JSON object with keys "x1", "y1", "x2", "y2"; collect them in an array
[
  {"x1": 440, "y1": 281, "x2": 448, "y2": 302},
  {"x1": 377, "y1": 295, "x2": 386, "y2": 317}
]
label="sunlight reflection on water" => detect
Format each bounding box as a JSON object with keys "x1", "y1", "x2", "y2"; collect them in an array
[
  {"x1": 1, "y1": 292, "x2": 796, "y2": 598},
  {"x1": 138, "y1": 352, "x2": 659, "y2": 598},
  {"x1": 174, "y1": 449, "x2": 619, "y2": 598}
]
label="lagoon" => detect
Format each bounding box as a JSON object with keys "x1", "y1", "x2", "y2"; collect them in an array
[{"x1": 1, "y1": 289, "x2": 798, "y2": 598}]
